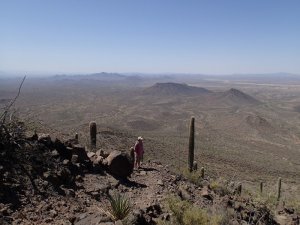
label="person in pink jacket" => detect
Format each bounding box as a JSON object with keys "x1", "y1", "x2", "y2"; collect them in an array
[{"x1": 134, "y1": 136, "x2": 144, "y2": 169}]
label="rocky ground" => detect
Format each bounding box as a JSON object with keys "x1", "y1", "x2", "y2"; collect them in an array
[{"x1": 1, "y1": 132, "x2": 300, "y2": 225}]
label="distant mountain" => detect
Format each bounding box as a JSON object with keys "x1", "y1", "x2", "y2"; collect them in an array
[
  {"x1": 246, "y1": 114, "x2": 272, "y2": 130},
  {"x1": 52, "y1": 72, "x2": 127, "y2": 81},
  {"x1": 143, "y1": 82, "x2": 211, "y2": 96},
  {"x1": 207, "y1": 73, "x2": 300, "y2": 84},
  {"x1": 214, "y1": 88, "x2": 260, "y2": 105}
]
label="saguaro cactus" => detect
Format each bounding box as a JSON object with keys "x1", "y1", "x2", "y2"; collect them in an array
[
  {"x1": 277, "y1": 177, "x2": 282, "y2": 201},
  {"x1": 89, "y1": 121, "x2": 97, "y2": 148},
  {"x1": 260, "y1": 182, "x2": 263, "y2": 194},
  {"x1": 188, "y1": 117, "x2": 195, "y2": 172},
  {"x1": 237, "y1": 183, "x2": 242, "y2": 196},
  {"x1": 192, "y1": 161, "x2": 198, "y2": 171},
  {"x1": 200, "y1": 167, "x2": 205, "y2": 179},
  {"x1": 75, "y1": 133, "x2": 78, "y2": 141}
]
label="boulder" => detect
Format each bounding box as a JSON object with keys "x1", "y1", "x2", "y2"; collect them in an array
[
  {"x1": 74, "y1": 212, "x2": 112, "y2": 225},
  {"x1": 87, "y1": 152, "x2": 96, "y2": 158},
  {"x1": 123, "y1": 209, "x2": 148, "y2": 225},
  {"x1": 201, "y1": 186, "x2": 213, "y2": 200},
  {"x1": 54, "y1": 139, "x2": 72, "y2": 160},
  {"x1": 64, "y1": 138, "x2": 79, "y2": 146},
  {"x1": 106, "y1": 150, "x2": 133, "y2": 178},
  {"x1": 178, "y1": 186, "x2": 191, "y2": 201},
  {"x1": 72, "y1": 145, "x2": 90, "y2": 163},
  {"x1": 38, "y1": 134, "x2": 52, "y2": 146},
  {"x1": 96, "y1": 149, "x2": 109, "y2": 158}
]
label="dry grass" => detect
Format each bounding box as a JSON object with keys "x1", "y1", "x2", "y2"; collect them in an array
[{"x1": 164, "y1": 197, "x2": 227, "y2": 225}]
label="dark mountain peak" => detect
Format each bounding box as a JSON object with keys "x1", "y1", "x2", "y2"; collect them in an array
[
  {"x1": 143, "y1": 82, "x2": 211, "y2": 96},
  {"x1": 227, "y1": 88, "x2": 248, "y2": 96},
  {"x1": 219, "y1": 88, "x2": 260, "y2": 105},
  {"x1": 229, "y1": 88, "x2": 241, "y2": 93}
]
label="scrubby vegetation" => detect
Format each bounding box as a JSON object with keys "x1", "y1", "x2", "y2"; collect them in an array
[
  {"x1": 164, "y1": 197, "x2": 226, "y2": 225},
  {"x1": 108, "y1": 192, "x2": 131, "y2": 221}
]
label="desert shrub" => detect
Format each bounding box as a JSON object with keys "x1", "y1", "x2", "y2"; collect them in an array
[
  {"x1": 108, "y1": 192, "x2": 131, "y2": 220},
  {"x1": 183, "y1": 207, "x2": 220, "y2": 225},
  {"x1": 167, "y1": 197, "x2": 224, "y2": 225},
  {"x1": 285, "y1": 199, "x2": 300, "y2": 214},
  {"x1": 157, "y1": 220, "x2": 173, "y2": 225},
  {"x1": 253, "y1": 192, "x2": 278, "y2": 210},
  {"x1": 181, "y1": 167, "x2": 203, "y2": 185},
  {"x1": 168, "y1": 197, "x2": 190, "y2": 224},
  {"x1": 210, "y1": 180, "x2": 231, "y2": 196}
]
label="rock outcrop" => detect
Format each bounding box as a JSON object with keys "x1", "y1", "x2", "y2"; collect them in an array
[{"x1": 106, "y1": 150, "x2": 133, "y2": 178}]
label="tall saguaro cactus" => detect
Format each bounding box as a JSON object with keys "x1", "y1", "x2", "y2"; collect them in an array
[
  {"x1": 277, "y1": 177, "x2": 282, "y2": 201},
  {"x1": 188, "y1": 117, "x2": 195, "y2": 172},
  {"x1": 89, "y1": 121, "x2": 97, "y2": 149}
]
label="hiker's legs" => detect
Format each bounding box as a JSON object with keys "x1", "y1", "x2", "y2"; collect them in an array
[{"x1": 134, "y1": 153, "x2": 142, "y2": 169}]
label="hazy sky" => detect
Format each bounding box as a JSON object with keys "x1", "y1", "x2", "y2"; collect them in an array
[{"x1": 1, "y1": 0, "x2": 300, "y2": 75}]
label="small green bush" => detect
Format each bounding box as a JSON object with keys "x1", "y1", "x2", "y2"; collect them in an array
[
  {"x1": 168, "y1": 197, "x2": 190, "y2": 224},
  {"x1": 167, "y1": 197, "x2": 223, "y2": 225},
  {"x1": 182, "y1": 207, "x2": 210, "y2": 224},
  {"x1": 181, "y1": 168, "x2": 203, "y2": 185},
  {"x1": 209, "y1": 180, "x2": 231, "y2": 196},
  {"x1": 286, "y1": 199, "x2": 300, "y2": 214},
  {"x1": 108, "y1": 192, "x2": 131, "y2": 220}
]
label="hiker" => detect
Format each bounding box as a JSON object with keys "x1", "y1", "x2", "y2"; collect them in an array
[{"x1": 134, "y1": 136, "x2": 144, "y2": 169}]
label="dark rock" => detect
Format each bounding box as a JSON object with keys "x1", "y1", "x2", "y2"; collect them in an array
[
  {"x1": 160, "y1": 213, "x2": 171, "y2": 221},
  {"x1": 65, "y1": 138, "x2": 79, "y2": 146},
  {"x1": 63, "y1": 159, "x2": 70, "y2": 165},
  {"x1": 201, "y1": 186, "x2": 213, "y2": 200},
  {"x1": 106, "y1": 150, "x2": 133, "y2": 178},
  {"x1": 38, "y1": 134, "x2": 52, "y2": 146},
  {"x1": 71, "y1": 154, "x2": 79, "y2": 164},
  {"x1": 76, "y1": 175, "x2": 84, "y2": 182},
  {"x1": 43, "y1": 167, "x2": 75, "y2": 187},
  {"x1": 123, "y1": 209, "x2": 148, "y2": 225},
  {"x1": 100, "y1": 150, "x2": 109, "y2": 158},
  {"x1": 74, "y1": 213, "x2": 113, "y2": 225},
  {"x1": 60, "y1": 186, "x2": 75, "y2": 197},
  {"x1": 72, "y1": 145, "x2": 90, "y2": 163},
  {"x1": 54, "y1": 138, "x2": 72, "y2": 160},
  {"x1": 146, "y1": 204, "x2": 162, "y2": 218},
  {"x1": 284, "y1": 207, "x2": 295, "y2": 214},
  {"x1": 90, "y1": 191, "x2": 100, "y2": 200},
  {"x1": 51, "y1": 150, "x2": 59, "y2": 157},
  {"x1": 93, "y1": 163, "x2": 103, "y2": 174},
  {"x1": 178, "y1": 187, "x2": 191, "y2": 201}
]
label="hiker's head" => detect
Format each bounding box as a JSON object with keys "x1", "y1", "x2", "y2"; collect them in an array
[{"x1": 138, "y1": 136, "x2": 143, "y2": 142}]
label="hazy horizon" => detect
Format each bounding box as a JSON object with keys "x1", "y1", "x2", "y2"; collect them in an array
[
  {"x1": 1, "y1": 70, "x2": 300, "y2": 78},
  {"x1": 2, "y1": 70, "x2": 300, "y2": 78}
]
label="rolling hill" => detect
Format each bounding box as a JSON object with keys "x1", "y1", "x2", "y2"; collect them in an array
[{"x1": 142, "y1": 82, "x2": 211, "y2": 96}]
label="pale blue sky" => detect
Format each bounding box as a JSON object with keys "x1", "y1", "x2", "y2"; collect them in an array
[{"x1": 1, "y1": 0, "x2": 300, "y2": 75}]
